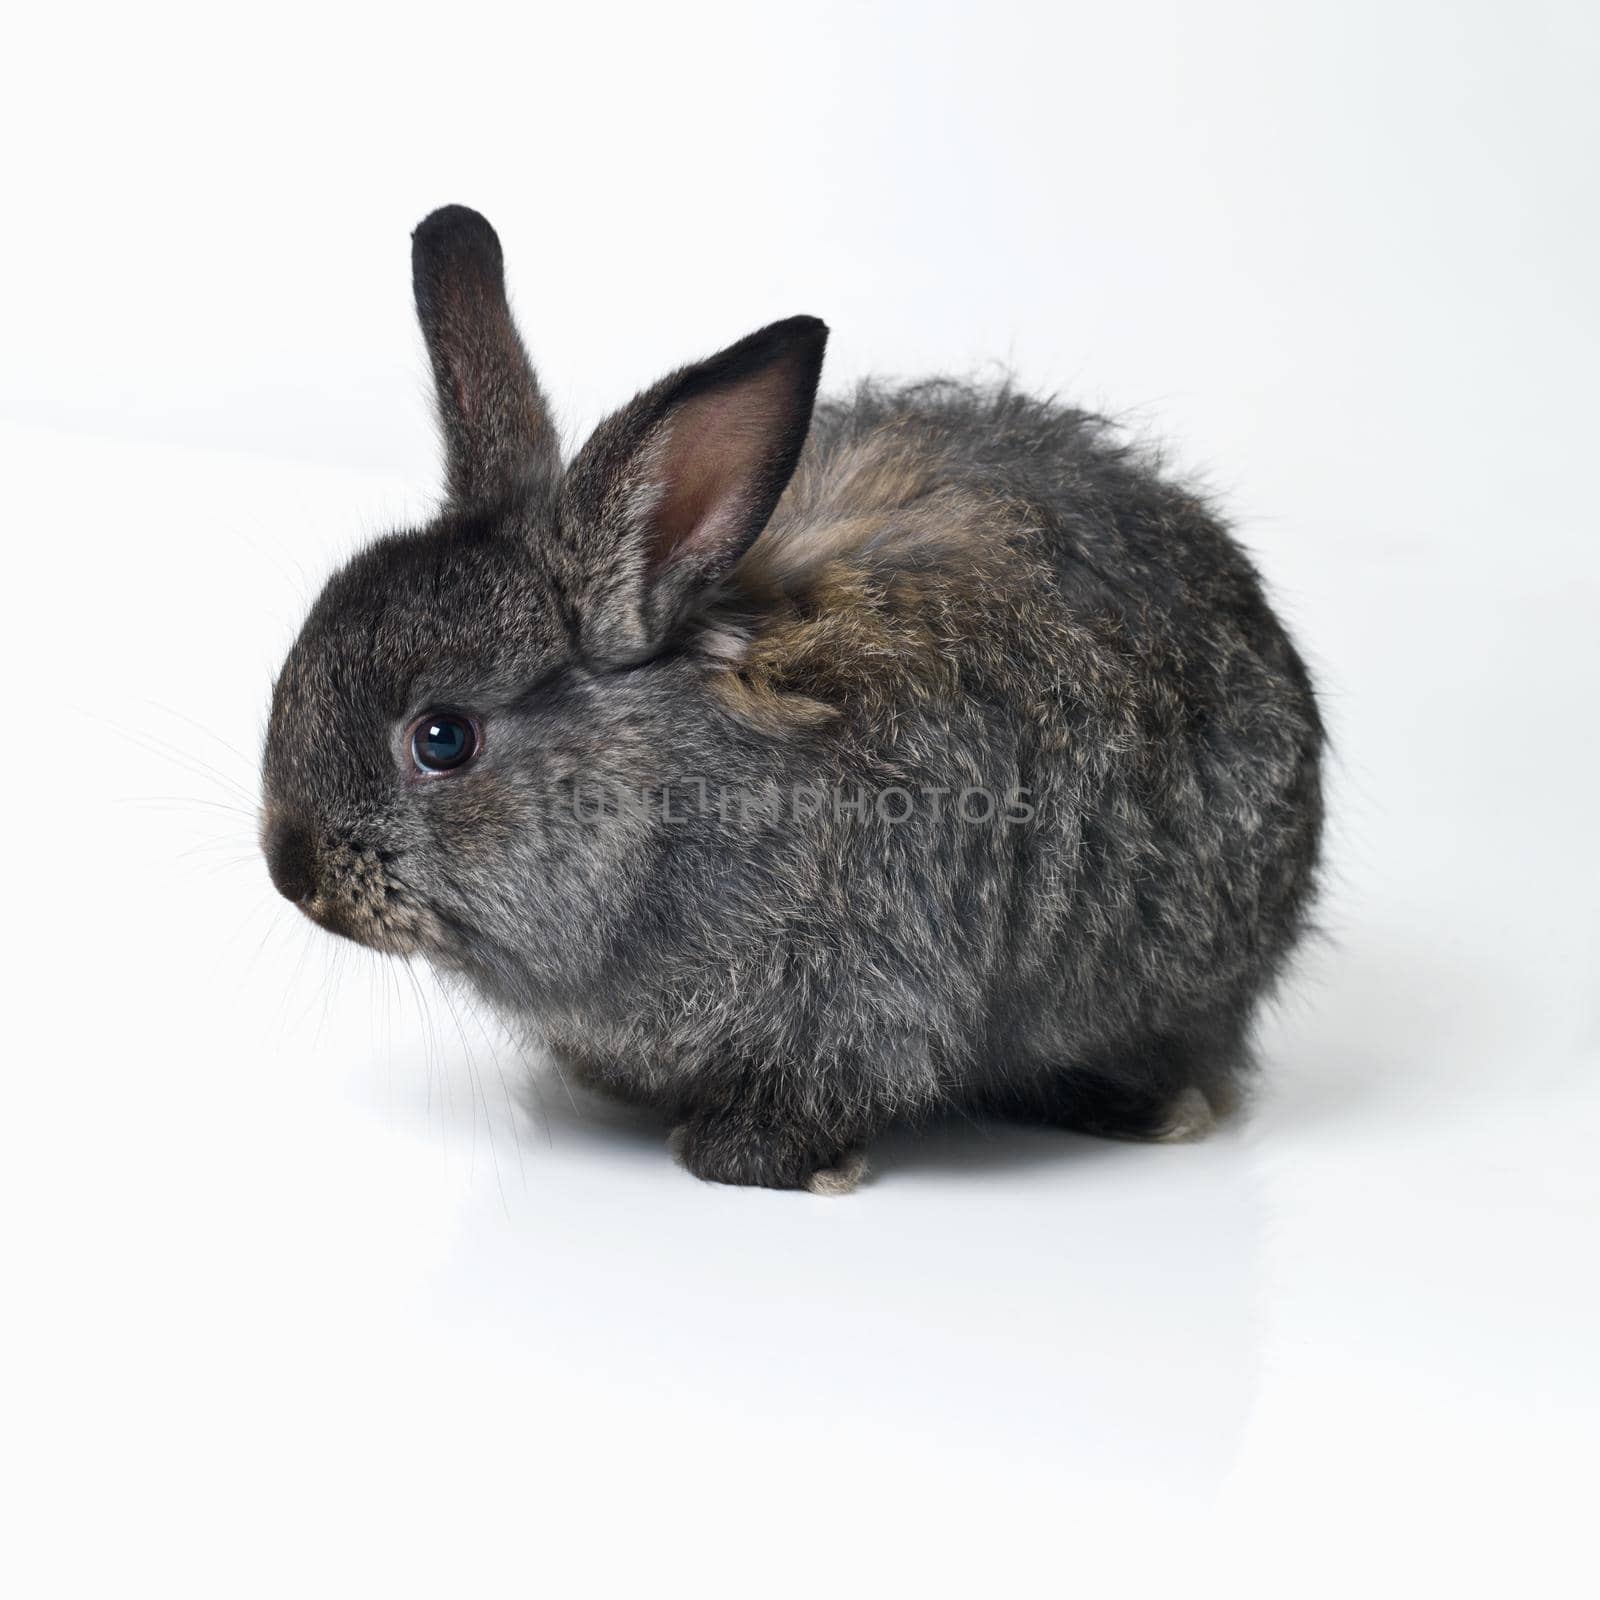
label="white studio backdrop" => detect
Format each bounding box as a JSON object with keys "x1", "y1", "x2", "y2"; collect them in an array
[{"x1": 2, "y1": 3, "x2": 1596, "y2": 1596}]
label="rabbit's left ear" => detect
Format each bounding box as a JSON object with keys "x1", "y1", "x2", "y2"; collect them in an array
[
  {"x1": 559, "y1": 316, "x2": 828, "y2": 661},
  {"x1": 412, "y1": 206, "x2": 562, "y2": 510}
]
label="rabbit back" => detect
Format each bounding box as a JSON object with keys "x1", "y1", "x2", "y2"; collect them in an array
[{"x1": 550, "y1": 379, "x2": 1324, "y2": 1125}]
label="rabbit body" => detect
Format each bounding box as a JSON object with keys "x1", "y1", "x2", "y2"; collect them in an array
[{"x1": 262, "y1": 207, "x2": 1322, "y2": 1191}]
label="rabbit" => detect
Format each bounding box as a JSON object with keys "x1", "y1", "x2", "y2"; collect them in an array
[{"x1": 260, "y1": 204, "x2": 1324, "y2": 1193}]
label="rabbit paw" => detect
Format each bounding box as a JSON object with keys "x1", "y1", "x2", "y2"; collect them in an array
[
  {"x1": 805, "y1": 1149, "x2": 869, "y2": 1195},
  {"x1": 670, "y1": 1113, "x2": 867, "y2": 1193},
  {"x1": 1152, "y1": 1086, "x2": 1217, "y2": 1142}
]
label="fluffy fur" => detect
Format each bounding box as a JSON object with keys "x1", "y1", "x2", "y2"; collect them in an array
[{"x1": 260, "y1": 206, "x2": 1323, "y2": 1191}]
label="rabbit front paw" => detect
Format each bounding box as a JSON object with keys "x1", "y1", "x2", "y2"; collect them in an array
[{"x1": 670, "y1": 1112, "x2": 867, "y2": 1193}]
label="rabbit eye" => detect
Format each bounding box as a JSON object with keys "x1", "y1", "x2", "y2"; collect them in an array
[{"x1": 410, "y1": 712, "x2": 479, "y2": 774}]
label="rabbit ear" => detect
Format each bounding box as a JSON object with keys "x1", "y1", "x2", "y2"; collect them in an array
[
  {"x1": 412, "y1": 206, "x2": 561, "y2": 510},
  {"x1": 559, "y1": 316, "x2": 828, "y2": 660}
]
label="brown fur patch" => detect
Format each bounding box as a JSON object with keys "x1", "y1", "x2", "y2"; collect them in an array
[{"x1": 708, "y1": 432, "x2": 1022, "y2": 733}]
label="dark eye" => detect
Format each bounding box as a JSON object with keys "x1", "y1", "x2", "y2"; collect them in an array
[{"x1": 409, "y1": 712, "x2": 479, "y2": 774}]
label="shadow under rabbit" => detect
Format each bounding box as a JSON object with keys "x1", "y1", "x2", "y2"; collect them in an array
[{"x1": 518, "y1": 1069, "x2": 1238, "y2": 1188}]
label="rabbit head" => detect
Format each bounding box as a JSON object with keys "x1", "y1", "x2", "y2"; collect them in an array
[{"x1": 259, "y1": 206, "x2": 827, "y2": 997}]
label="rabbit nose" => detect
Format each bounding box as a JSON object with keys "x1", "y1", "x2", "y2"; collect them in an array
[{"x1": 265, "y1": 818, "x2": 320, "y2": 905}]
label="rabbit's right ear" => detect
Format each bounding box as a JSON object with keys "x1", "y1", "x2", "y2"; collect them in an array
[{"x1": 412, "y1": 206, "x2": 561, "y2": 511}]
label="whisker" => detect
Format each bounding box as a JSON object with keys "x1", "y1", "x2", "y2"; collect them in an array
[
  {"x1": 117, "y1": 795, "x2": 259, "y2": 819},
  {"x1": 548, "y1": 1046, "x2": 580, "y2": 1116},
  {"x1": 174, "y1": 834, "x2": 260, "y2": 862},
  {"x1": 178, "y1": 854, "x2": 266, "y2": 879},
  {"x1": 399, "y1": 958, "x2": 447, "y2": 1153},
  {"x1": 71, "y1": 702, "x2": 260, "y2": 808},
  {"x1": 436, "y1": 980, "x2": 510, "y2": 1214},
  {"x1": 139, "y1": 698, "x2": 255, "y2": 771},
  {"x1": 281, "y1": 924, "x2": 318, "y2": 1039},
  {"x1": 310, "y1": 939, "x2": 347, "y2": 1050},
  {"x1": 373, "y1": 950, "x2": 398, "y2": 1129},
  {"x1": 240, "y1": 904, "x2": 288, "y2": 988},
  {"x1": 133, "y1": 733, "x2": 258, "y2": 806},
  {"x1": 455, "y1": 985, "x2": 534, "y2": 1175},
  {"x1": 91, "y1": 715, "x2": 259, "y2": 808}
]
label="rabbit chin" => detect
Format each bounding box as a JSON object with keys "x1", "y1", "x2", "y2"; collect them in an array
[{"x1": 298, "y1": 895, "x2": 432, "y2": 958}]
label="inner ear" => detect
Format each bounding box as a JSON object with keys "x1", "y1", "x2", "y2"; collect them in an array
[
  {"x1": 559, "y1": 315, "x2": 829, "y2": 660},
  {"x1": 644, "y1": 362, "x2": 814, "y2": 571}
]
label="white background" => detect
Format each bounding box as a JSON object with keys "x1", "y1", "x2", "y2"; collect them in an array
[{"x1": 3, "y1": 2, "x2": 1596, "y2": 1594}]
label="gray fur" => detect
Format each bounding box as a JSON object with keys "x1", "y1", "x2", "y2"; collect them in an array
[{"x1": 261, "y1": 207, "x2": 1323, "y2": 1190}]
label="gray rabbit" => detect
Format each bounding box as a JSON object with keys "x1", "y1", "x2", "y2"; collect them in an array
[{"x1": 261, "y1": 206, "x2": 1324, "y2": 1192}]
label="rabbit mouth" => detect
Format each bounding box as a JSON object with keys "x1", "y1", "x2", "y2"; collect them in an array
[
  {"x1": 301, "y1": 893, "x2": 429, "y2": 956},
  {"x1": 306, "y1": 855, "x2": 441, "y2": 957}
]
